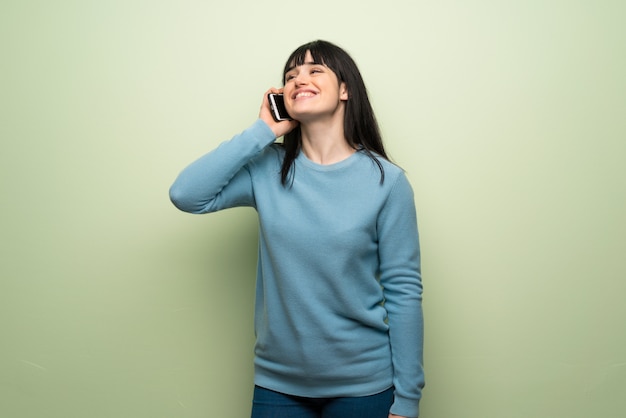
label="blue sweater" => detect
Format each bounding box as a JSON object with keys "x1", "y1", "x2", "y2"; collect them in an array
[{"x1": 170, "y1": 119, "x2": 424, "y2": 417}]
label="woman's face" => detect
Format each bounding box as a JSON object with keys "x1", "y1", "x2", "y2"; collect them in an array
[{"x1": 282, "y1": 51, "x2": 348, "y2": 122}]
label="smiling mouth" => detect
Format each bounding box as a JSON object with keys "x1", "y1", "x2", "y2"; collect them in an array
[{"x1": 294, "y1": 91, "x2": 317, "y2": 99}]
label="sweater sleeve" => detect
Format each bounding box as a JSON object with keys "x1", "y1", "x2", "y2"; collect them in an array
[
  {"x1": 377, "y1": 172, "x2": 424, "y2": 418},
  {"x1": 169, "y1": 119, "x2": 277, "y2": 214}
]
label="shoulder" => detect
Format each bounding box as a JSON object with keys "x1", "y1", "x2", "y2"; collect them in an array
[
  {"x1": 247, "y1": 142, "x2": 285, "y2": 171},
  {"x1": 365, "y1": 152, "x2": 417, "y2": 208},
  {"x1": 357, "y1": 149, "x2": 408, "y2": 186},
  {"x1": 379, "y1": 156, "x2": 405, "y2": 179}
]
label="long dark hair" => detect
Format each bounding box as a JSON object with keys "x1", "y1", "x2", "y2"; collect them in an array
[{"x1": 280, "y1": 40, "x2": 388, "y2": 186}]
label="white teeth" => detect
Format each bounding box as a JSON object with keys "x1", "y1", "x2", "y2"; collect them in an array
[{"x1": 296, "y1": 92, "x2": 315, "y2": 98}]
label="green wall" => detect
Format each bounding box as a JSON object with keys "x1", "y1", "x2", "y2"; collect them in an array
[{"x1": 2, "y1": 1, "x2": 624, "y2": 417}]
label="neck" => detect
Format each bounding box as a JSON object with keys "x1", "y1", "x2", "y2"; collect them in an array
[
  {"x1": 300, "y1": 122, "x2": 354, "y2": 165},
  {"x1": 299, "y1": 111, "x2": 354, "y2": 165}
]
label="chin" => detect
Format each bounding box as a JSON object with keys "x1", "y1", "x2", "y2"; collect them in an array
[{"x1": 286, "y1": 109, "x2": 308, "y2": 120}]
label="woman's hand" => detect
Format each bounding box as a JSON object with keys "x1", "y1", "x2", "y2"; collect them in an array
[{"x1": 259, "y1": 87, "x2": 299, "y2": 138}]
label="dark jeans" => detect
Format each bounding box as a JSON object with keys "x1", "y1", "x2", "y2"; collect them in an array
[{"x1": 251, "y1": 385, "x2": 394, "y2": 418}]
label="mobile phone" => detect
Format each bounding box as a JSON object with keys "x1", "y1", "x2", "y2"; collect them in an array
[{"x1": 268, "y1": 93, "x2": 292, "y2": 122}]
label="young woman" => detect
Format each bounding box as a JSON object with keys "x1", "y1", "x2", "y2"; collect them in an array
[{"x1": 170, "y1": 40, "x2": 424, "y2": 418}]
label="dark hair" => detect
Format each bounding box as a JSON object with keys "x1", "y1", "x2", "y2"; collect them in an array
[{"x1": 280, "y1": 40, "x2": 388, "y2": 186}]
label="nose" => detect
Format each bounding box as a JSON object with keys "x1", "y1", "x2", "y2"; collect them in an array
[{"x1": 294, "y1": 71, "x2": 309, "y2": 86}]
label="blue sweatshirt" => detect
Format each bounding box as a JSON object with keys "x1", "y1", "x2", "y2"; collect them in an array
[{"x1": 169, "y1": 119, "x2": 424, "y2": 417}]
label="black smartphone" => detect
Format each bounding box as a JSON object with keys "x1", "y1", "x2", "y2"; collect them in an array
[{"x1": 268, "y1": 93, "x2": 292, "y2": 122}]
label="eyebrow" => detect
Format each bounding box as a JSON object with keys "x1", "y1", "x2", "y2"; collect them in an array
[{"x1": 285, "y1": 61, "x2": 323, "y2": 73}]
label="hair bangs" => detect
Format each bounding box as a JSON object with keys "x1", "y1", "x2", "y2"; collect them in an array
[{"x1": 282, "y1": 41, "x2": 343, "y2": 84}]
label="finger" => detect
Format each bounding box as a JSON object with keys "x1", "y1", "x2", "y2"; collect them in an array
[{"x1": 265, "y1": 87, "x2": 283, "y2": 95}]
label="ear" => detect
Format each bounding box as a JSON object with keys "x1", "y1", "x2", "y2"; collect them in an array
[{"x1": 339, "y1": 82, "x2": 349, "y2": 101}]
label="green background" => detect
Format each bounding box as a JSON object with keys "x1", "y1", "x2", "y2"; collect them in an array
[{"x1": 2, "y1": 1, "x2": 624, "y2": 417}]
